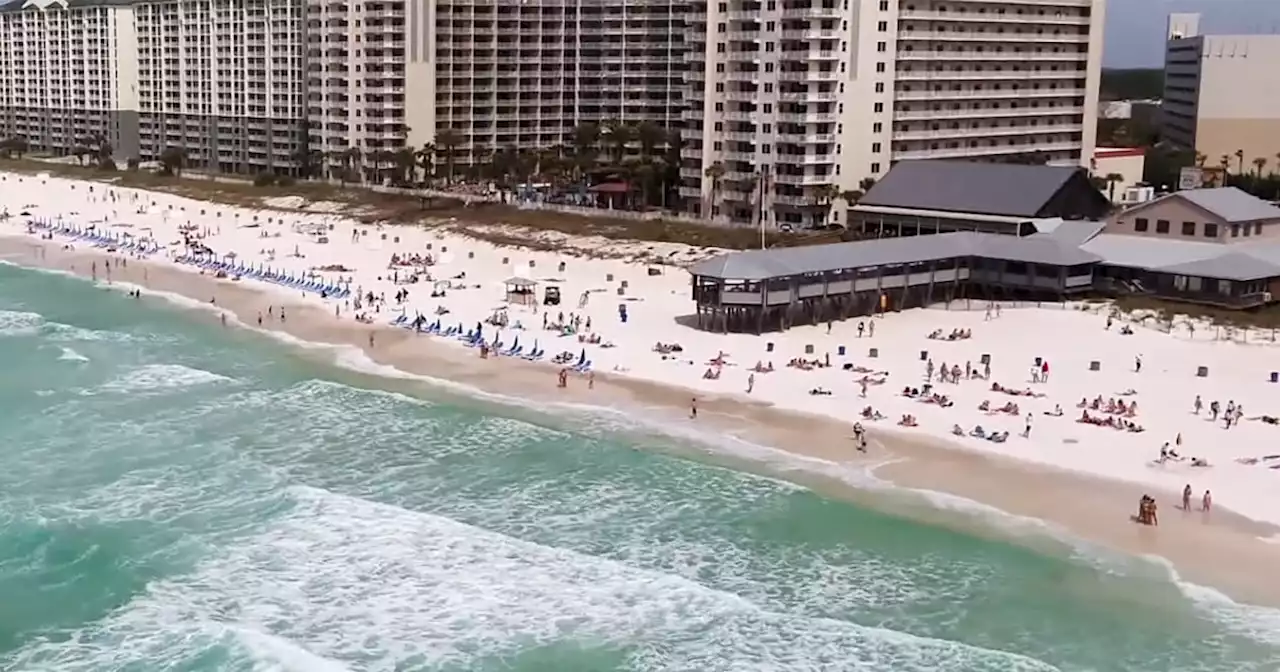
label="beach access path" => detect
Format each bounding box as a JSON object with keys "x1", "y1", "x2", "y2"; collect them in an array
[{"x1": 3, "y1": 171, "x2": 1280, "y2": 607}]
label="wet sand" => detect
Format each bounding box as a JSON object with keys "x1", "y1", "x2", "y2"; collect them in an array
[{"x1": 6, "y1": 234, "x2": 1280, "y2": 607}]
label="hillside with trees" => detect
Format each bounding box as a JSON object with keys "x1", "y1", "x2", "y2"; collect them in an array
[{"x1": 1100, "y1": 68, "x2": 1163, "y2": 100}]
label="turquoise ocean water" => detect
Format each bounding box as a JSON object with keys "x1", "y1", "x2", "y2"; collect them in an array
[{"x1": 1, "y1": 260, "x2": 1279, "y2": 672}]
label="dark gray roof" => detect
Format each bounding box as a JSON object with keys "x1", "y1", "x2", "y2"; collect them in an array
[
  {"x1": 1173, "y1": 187, "x2": 1280, "y2": 223},
  {"x1": 688, "y1": 231, "x2": 1100, "y2": 281},
  {"x1": 858, "y1": 160, "x2": 1084, "y2": 217}
]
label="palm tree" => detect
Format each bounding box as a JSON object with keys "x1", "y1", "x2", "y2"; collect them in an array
[
  {"x1": 1194, "y1": 152, "x2": 1207, "y2": 168},
  {"x1": 1219, "y1": 154, "x2": 1230, "y2": 173},
  {"x1": 858, "y1": 176, "x2": 877, "y2": 192},
  {"x1": 345, "y1": 146, "x2": 363, "y2": 183},
  {"x1": 1235, "y1": 149, "x2": 1245, "y2": 175},
  {"x1": 601, "y1": 119, "x2": 636, "y2": 166},
  {"x1": 415, "y1": 142, "x2": 435, "y2": 184},
  {"x1": 1253, "y1": 156, "x2": 1267, "y2": 177},
  {"x1": 434, "y1": 128, "x2": 462, "y2": 185},
  {"x1": 839, "y1": 189, "x2": 863, "y2": 206},
  {"x1": 392, "y1": 146, "x2": 417, "y2": 185},
  {"x1": 635, "y1": 121, "x2": 666, "y2": 160},
  {"x1": 703, "y1": 160, "x2": 726, "y2": 222},
  {"x1": 1103, "y1": 172, "x2": 1124, "y2": 201}
]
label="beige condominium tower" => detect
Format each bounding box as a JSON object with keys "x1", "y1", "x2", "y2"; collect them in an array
[
  {"x1": 681, "y1": 0, "x2": 1106, "y2": 228},
  {"x1": 1162, "y1": 13, "x2": 1280, "y2": 177}
]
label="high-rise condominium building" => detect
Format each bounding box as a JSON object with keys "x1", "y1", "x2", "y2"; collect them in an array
[
  {"x1": 0, "y1": 0, "x2": 141, "y2": 158},
  {"x1": 1162, "y1": 13, "x2": 1280, "y2": 175},
  {"x1": 134, "y1": 0, "x2": 306, "y2": 173},
  {"x1": 681, "y1": 0, "x2": 1105, "y2": 228},
  {"x1": 305, "y1": 0, "x2": 685, "y2": 172}
]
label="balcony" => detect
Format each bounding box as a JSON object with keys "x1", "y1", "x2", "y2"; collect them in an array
[
  {"x1": 778, "y1": 91, "x2": 839, "y2": 102},
  {"x1": 898, "y1": 9, "x2": 1092, "y2": 26},
  {"x1": 896, "y1": 49, "x2": 1089, "y2": 62},
  {"x1": 897, "y1": 30, "x2": 1091, "y2": 43},
  {"x1": 896, "y1": 69, "x2": 1083, "y2": 82},
  {"x1": 894, "y1": 105, "x2": 1084, "y2": 121},
  {"x1": 895, "y1": 87, "x2": 1084, "y2": 101},
  {"x1": 893, "y1": 140, "x2": 1080, "y2": 160},
  {"x1": 891, "y1": 123, "x2": 1080, "y2": 141}
]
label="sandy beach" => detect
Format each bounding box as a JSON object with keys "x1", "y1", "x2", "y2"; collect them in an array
[{"x1": 4, "y1": 171, "x2": 1280, "y2": 609}]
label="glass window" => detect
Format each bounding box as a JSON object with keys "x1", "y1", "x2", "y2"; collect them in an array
[
  {"x1": 1204, "y1": 223, "x2": 1218, "y2": 238},
  {"x1": 1134, "y1": 218, "x2": 1148, "y2": 232},
  {"x1": 1181, "y1": 221, "x2": 1196, "y2": 236},
  {"x1": 1232, "y1": 224, "x2": 1240, "y2": 237},
  {"x1": 1156, "y1": 219, "x2": 1170, "y2": 234},
  {"x1": 1256, "y1": 222, "x2": 1263, "y2": 235}
]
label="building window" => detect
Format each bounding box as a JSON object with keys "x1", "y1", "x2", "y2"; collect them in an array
[
  {"x1": 876, "y1": 62, "x2": 886, "y2": 73},
  {"x1": 872, "y1": 142, "x2": 881, "y2": 152},
  {"x1": 1204, "y1": 223, "x2": 1218, "y2": 238},
  {"x1": 873, "y1": 102, "x2": 883, "y2": 112},
  {"x1": 875, "y1": 82, "x2": 884, "y2": 93},
  {"x1": 1244, "y1": 225, "x2": 1252, "y2": 237},
  {"x1": 1232, "y1": 224, "x2": 1240, "y2": 237},
  {"x1": 1134, "y1": 218, "x2": 1148, "y2": 232},
  {"x1": 1156, "y1": 219, "x2": 1170, "y2": 234},
  {"x1": 1181, "y1": 221, "x2": 1195, "y2": 236},
  {"x1": 871, "y1": 162, "x2": 881, "y2": 173},
  {"x1": 1256, "y1": 222, "x2": 1263, "y2": 235}
]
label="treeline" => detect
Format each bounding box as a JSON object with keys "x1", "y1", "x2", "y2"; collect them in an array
[{"x1": 1100, "y1": 68, "x2": 1163, "y2": 100}]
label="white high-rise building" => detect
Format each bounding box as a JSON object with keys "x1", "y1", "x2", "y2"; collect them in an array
[
  {"x1": 681, "y1": 0, "x2": 1105, "y2": 228},
  {"x1": 134, "y1": 0, "x2": 307, "y2": 174},
  {"x1": 306, "y1": 0, "x2": 686, "y2": 175},
  {"x1": 0, "y1": 0, "x2": 141, "y2": 157}
]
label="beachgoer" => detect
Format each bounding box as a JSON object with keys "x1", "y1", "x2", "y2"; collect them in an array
[
  {"x1": 1202, "y1": 490, "x2": 1212, "y2": 513},
  {"x1": 1023, "y1": 414, "x2": 1032, "y2": 438},
  {"x1": 588, "y1": 372, "x2": 595, "y2": 390},
  {"x1": 747, "y1": 372, "x2": 754, "y2": 394},
  {"x1": 1193, "y1": 395, "x2": 1202, "y2": 415},
  {"x1": 1182, "y1": 484, "x2": 1192, "y2": 510},
  {"x1": 1134, "y1": 355, "x2": 1142, "y2": 373},
  {"x1": 690, "y1": 397, "x2": 698, "y2": 419}
]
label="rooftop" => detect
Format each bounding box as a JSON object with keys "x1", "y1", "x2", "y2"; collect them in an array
[
  {"x1": 1122, "y1": 187, "x2": 1280, "y2": 224},
  {"x1": 858, "y1": 160, "x2": 1090, "y2": 218},
  {"x1": 689, "y1": 231, "x2": 1100, "y2": 281},
  {"x1": 691, "y1": 227, "x2": 1280, "y2": 282}
]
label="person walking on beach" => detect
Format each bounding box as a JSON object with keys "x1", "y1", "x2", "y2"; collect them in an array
[
  {"x1": 1041, "y1": 360, "x2": 1050, "y2": 382},
  {"x1": 1134, "y1": 355, "x2": 1142, "y2": 373},
  {"x1": 1202, "y1": 490, "x2": 1212, "y2": 513},
  {"x1": 746, "y1": 372, "x2": 754, "y2": 394},
  {"x1": 1182, "y1": 484, "x2": 1193, "y2": 511},
  {"x1": 868, "y1": 321, "x2": 875, "y2": 337},
  {"x1": 857, "y1": 321, "x2": 865, "y2": 338},
  {"x1": 1210, "y1": 400, "x2": 1220, "y2": 421},
  {"x1": 1193, "y1": 395, "x2": 1203, "y2": 415},
  {"x1": 1022, "y1": 413, "x2": 1032, "y2": 438}
]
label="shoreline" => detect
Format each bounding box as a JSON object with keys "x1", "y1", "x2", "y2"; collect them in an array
[{"x1": 4, "y1": 234, "x2": 1280, "y2": 609}]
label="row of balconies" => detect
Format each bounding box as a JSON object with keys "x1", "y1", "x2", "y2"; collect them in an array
[
  {"x1": 891, "y1": 122, "x2": 1080, "y2": 141},
  {"x1": 897, "y1": 9, "x2": 1091, "y2": 26},
  {"x1": 894, "y1": 104, "x2": 1084, "y2": 120},
  {"x1": 897, "y1": 28, "x2": 1091, "y2": 43},
  {"x1": 894, "y1": 139, "x2": 1080, "y2": 160},
  {"x1": 897, "y1": 87, "x2": 1085, "y2": 100},
  {"x1": 896, "y1": 49, "x2": 1089, "y2": 61}
]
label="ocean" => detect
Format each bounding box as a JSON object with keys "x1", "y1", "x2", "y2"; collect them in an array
[{"x1": 0, "y1": 260, "x2": 1278, "y2": 672}]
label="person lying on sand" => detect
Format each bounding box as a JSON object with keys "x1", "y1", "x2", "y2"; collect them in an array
[
  {"x1": 1043, "y1": 404, "x2": 1064, "y2": 417},
  {"x1": 809, "y1": 387, "x2": 832, "y2": 396}
]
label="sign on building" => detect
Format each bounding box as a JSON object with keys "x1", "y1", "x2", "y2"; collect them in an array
[{"x1": 1178, "y1": 167, "x2": 1203, "y2": 190}]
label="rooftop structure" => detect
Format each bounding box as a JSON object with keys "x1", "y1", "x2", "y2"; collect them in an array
[
  {"x1": 1162, "y1": 12, "x2": 1280, "y2": 174},
  {"x1": 1105, "y1": 186, "x2": 1280, "y2": 243},
  {"x1": 848, "y1": 160, "x2": 1112, "y2": 237},
  {"x1": 680, "y1": 0, "x2": 1107, "y2": 229},
  {"x1": 689, "y1": 202, "x2": 1280, "y2": 331}
]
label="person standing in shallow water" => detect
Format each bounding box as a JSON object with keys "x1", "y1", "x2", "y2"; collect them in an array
[{"x1": 690, "y1": 397, "x2": 698, "y2": 419}]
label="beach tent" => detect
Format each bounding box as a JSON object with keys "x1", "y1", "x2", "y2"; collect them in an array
[{"x1": 503, "y1": 276, "x2": 538, "y2": 306}]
